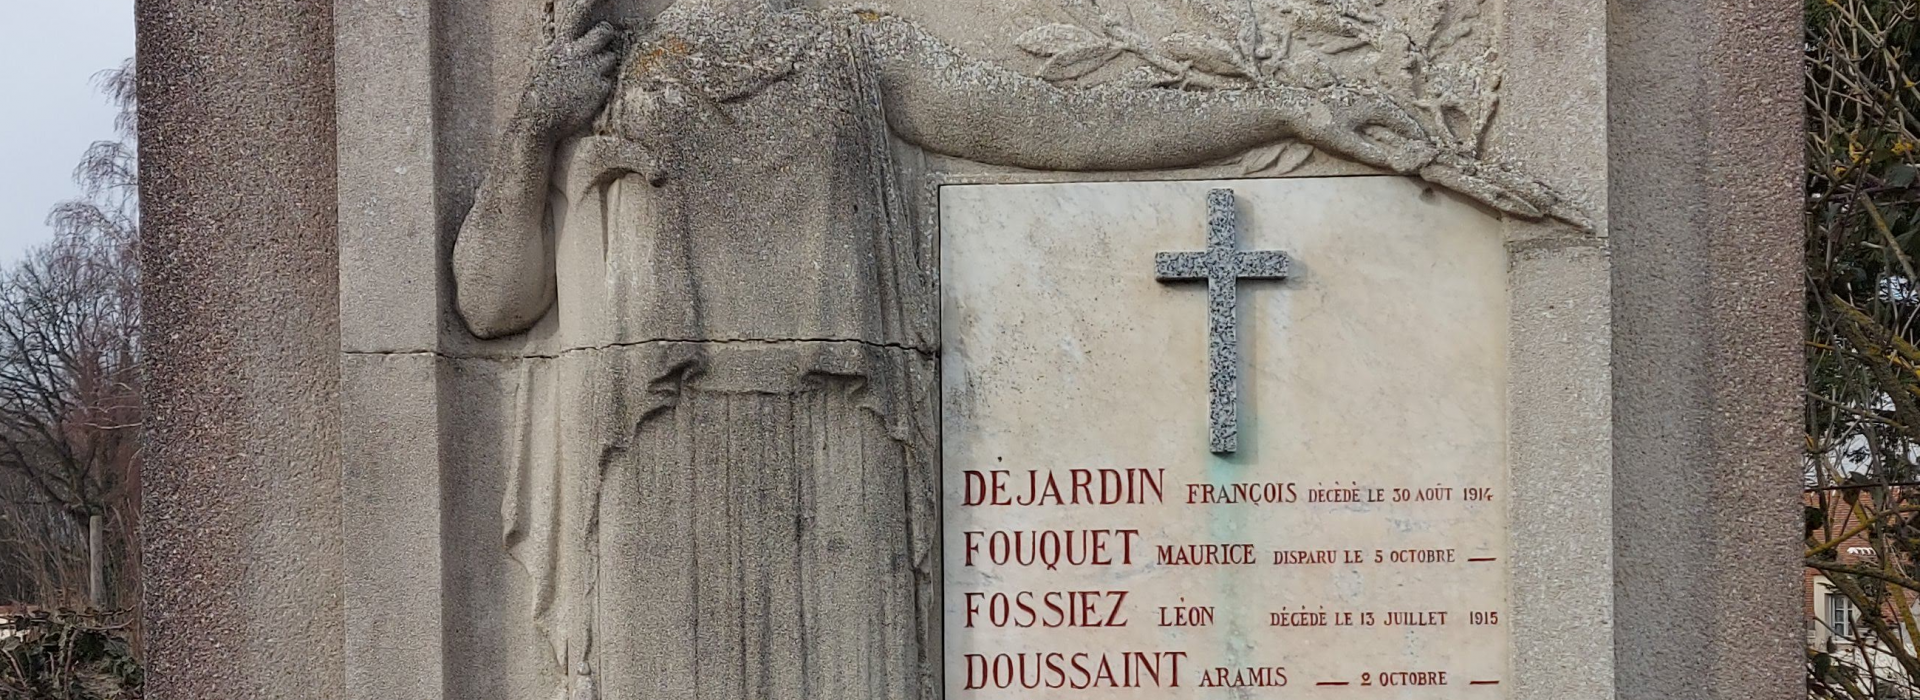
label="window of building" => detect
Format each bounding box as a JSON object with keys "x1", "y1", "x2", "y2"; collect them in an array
[{"x1": 1828, "y1": 588, "x2": 1858, "y2": 639}]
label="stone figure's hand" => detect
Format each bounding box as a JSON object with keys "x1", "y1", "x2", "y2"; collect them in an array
[
  {"x1": 1293, "y1": 91, "x2": 1562, "y2": 221},
  {"x1": 1418, "y1": 155, "x2": 1560, "y2": 220},
  {"x1": 1293, "y1": 91, "x2": 1436, "y2": 175},
  {"x1": 518, "y1": 22, "x2": 624, "y2": 142}
]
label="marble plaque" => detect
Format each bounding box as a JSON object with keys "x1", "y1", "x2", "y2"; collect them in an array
[{"x1": 941, "y1": 177, "x2": 1510, "y2": 697}]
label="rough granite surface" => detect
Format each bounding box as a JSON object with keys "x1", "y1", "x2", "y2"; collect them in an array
[
  {"x1": 1153, "y1": 188, "x2": 1291, "y2": 454},
  {"x1": 137, "y1": 0, "x2": 343, "y2": 697},
  {"x1": 1610, "y1": 0, "x2": 1805, "y2": 699}
]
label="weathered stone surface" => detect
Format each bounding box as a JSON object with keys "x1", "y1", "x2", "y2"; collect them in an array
[
  {"x1": 333, "y1": 0, "x2": 450, "y2": 697},
  {"x1": 942, "y1": 177, "x2": 1511, "y2": 695},
  {"x1": 1507, "y1": 242, "x2": 1614, "y2": 700},
  {"x1": 1489, "y1": 0, "x2": 1618, "y2": 697},
  {"x1": 437, "y1": 5, "x2": 1558, "y2": 698},
  {"x1": 137, "y1": 0, "x2": 342, "y2": 697},
  {"x1": 341, "y1": 353, "x2": 443, "y2": 700},
  {"x1": 132, "y1": 0, "x2": 1803, "y2": 698},
  {"x1": 1609, "y1": 1, "x2": 1806, "y2": 699},
  {"x1": 337, "y1": 0, "x2": 440, "y2": 353}
]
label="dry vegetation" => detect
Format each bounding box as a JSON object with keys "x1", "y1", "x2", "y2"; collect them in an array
[
  {"x1": 1807, "y1": 0, "x2": 1920, "y2": 698},
  {"x1": 0, "y1": 60, "x2": 142, "y2": 698}
]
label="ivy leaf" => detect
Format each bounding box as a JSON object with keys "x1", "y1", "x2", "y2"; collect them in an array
[
  {"x1": 1040, "y1": 43, "x2": 1123, "y2": 81},
  {"x1": 1241, "y1": 141, "x2": 1315, "y2": 176},
  {"x1": 1015, "y1": 23, "x2": 1106, "y2": 58},
  {"x1": 1163, "y1": 32, "x2": 1249, "y2": 78}
]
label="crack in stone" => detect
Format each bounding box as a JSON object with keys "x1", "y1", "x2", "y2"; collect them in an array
[
  {"x1": 344, "y1": 337, "x2": 936, "y2": 361},
  {"x1": 1507, "y1": 234, "x2": 1606, "y2": 254}
]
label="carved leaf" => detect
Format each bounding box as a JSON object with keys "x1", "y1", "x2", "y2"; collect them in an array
[
  {"x1": 1015, "y1": 23, "x2": 1106, "y2": 58},
  {"x1": 1040, "y1": 43, "x2": 1123, "y2": 81},
  {"x1": 1115, "y1": 65, "x2": 1179, "y2": 89},
  {"x1": 1433, "y1": 20, "x2": 1476, "y2": 53},
  {"x1": 1433, "y1": 1, "x2": 1483, "y2": 52},
  {"x1": 1241, "y1": 141, "x2": 1316, "y2": 176},
  {"x1": 1162, "y1": 32, "x2": 1248, "y2": 78}
]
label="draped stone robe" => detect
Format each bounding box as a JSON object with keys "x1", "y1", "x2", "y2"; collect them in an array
[{"x1": 499, "y1": 7, "x2": 940, "y2": 699}]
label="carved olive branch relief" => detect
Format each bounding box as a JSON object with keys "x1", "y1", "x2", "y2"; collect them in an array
[
  {"x1": 1018, "y1": 0, "x2": 1496, "y2": 175},
  {"x1": 1008, "y1": 0, "x2": 1563, "y2": 228},
  {"x1": 529, "y1": 0, "x2": 1572, "y2": 225}
]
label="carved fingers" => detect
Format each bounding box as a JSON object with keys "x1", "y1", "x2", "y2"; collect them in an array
[
  {"x1": 521, "y1": 21, "x2": 626, "y2": 141},
  {"x1": 570, "y1": 23, "x2": 625, "y2": 89},
  {"x1": 553, "y1": 0, "x2": 609, "y2": 40},
  {"x1": 566, "y1": 22, "x2": 623, "y2": 69},
  {"x1": 1347, "y1": 95, "x2": 1425, "y2": 145},
  {"x1": 1299, "y1": 93, "x2": 1436, "y2": 176},
  {"x1": 557, "y1": 21, "x2": 624, "y2": 86},
  {"x1": 1292, "y1": 91, "x2": 1563, "y2": 222},
  {"x1": 1417, "y1": 157, "x2": 1555, "y2": 220}
]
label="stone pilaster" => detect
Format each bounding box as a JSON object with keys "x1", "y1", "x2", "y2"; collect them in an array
[{"x1": 137, "y1": 0, "x2": 343, "y2": 696}]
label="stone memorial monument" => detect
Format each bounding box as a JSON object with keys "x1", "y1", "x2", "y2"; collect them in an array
[{"x1": 137, "y1": 0, "x2": 1805, "y2": 699}]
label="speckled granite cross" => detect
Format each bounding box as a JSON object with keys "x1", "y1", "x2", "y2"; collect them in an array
[{"x1": 1155, "y1": 188, "x2": 1292, "y2": 454}]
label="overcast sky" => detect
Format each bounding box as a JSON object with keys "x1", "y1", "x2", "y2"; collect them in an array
[{"x1": 0, "y1": 0, "x2": 136, "y2": 265}]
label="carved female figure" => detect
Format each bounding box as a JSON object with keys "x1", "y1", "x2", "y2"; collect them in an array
[{"x1": 451, "y1": 1, "x2": 1512, "y2": 698}]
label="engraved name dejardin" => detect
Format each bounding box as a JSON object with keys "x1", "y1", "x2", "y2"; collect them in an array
[
  {"x1": 1155, "y1": 188, "x2": 1292, "y2": 454},
  {"x1": 962, "y1": 468, "x2": 1167, "y2": 506},
  {"x1": 948, "y1": 187, "x2": 1511, "y2": 695}
]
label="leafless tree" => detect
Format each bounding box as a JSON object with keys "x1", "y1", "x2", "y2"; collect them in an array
[
  {"x1": 0, "y1": 59, "x2": 140, "y2": 621},
  {"x1": 1806, "y1": 2, "x2": 1920, "y2": 698}
]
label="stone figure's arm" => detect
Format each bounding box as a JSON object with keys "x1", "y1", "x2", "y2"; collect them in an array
[
  {"x1": 865, "y1": 17, "x2": 1434, "y2": 175},
  {"x1": 452, "y1": 23, "x2": 622, "y2": 339}
]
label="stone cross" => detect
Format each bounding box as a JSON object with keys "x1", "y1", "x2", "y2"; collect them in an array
[{"x1": 1155, "y1": 188, "x2": 1292, "y2": 454}]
